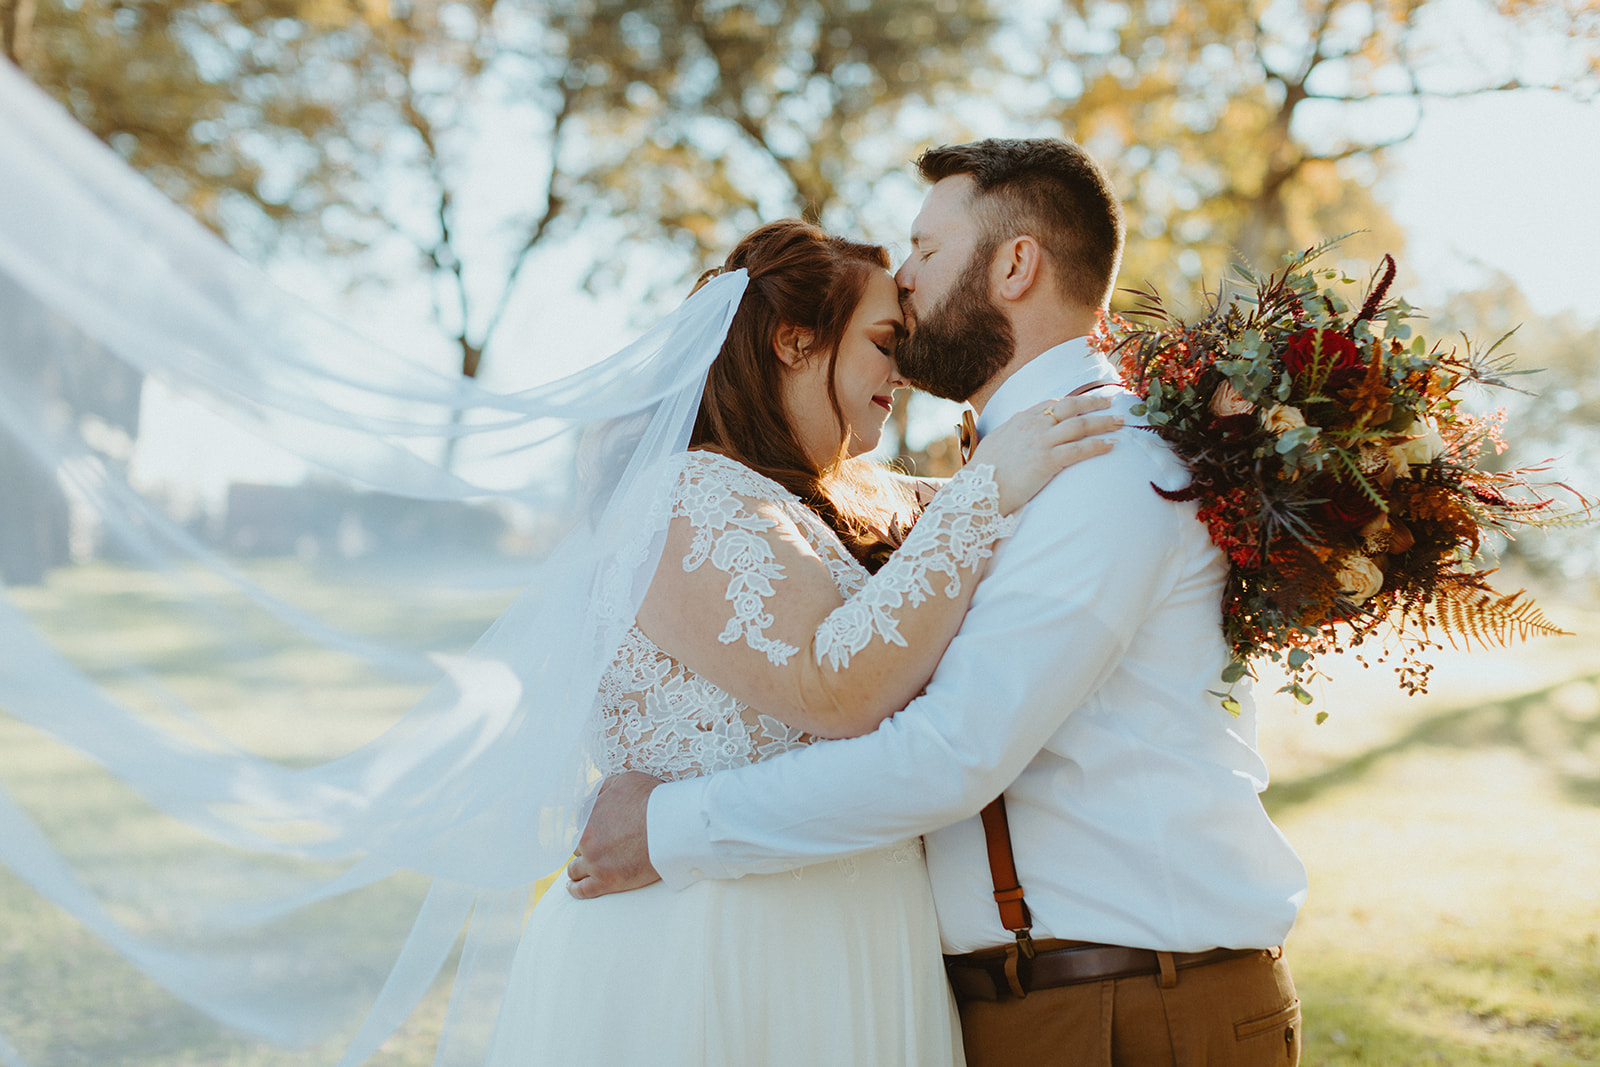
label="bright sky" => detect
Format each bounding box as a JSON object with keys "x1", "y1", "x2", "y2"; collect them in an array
[{"x1": 1383, "y1": 90, "x2": 1600, "y2": 321}]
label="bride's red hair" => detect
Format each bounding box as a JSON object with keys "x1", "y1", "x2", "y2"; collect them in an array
[{"x1": 690, "y1": 221, "x2": 913, "y2": 571}]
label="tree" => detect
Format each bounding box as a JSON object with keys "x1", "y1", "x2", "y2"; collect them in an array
[
  {"x1": 999, "y1": 0, "x2": 1597, "y2": 306},
  {"x1": 9, "y1": 0, "x2": 1001, "y2": 389},
  {"x1": 6, "y1": 0, "x2": 393, "y2": 243},
  {"x1": 547, "y1": 0, "x2": 998, "y2": 260}
]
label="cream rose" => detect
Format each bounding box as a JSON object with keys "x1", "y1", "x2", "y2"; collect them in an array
[
  {"x1": 1334, "y1": 554, "x2": 1386, "y2": 605},
  {"x1": 1262, "y1": 404, "x2": 1306, "y2": 435},
  {"x1": 1398, "y1": 416, "x2": 1446, "y2": 465},
  {"x1": 1210, "y1": 381, "x2": 1254, "y2": 417}
]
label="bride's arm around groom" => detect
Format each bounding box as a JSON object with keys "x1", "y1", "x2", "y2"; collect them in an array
[{"x1": 573, "y1": 138, "x2": 1309, "y2": 1066}]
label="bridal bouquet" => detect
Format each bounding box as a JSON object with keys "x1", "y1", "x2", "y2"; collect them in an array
[{"x1": 1094, "y1": 240, "x2": 1586, "y2": 718}]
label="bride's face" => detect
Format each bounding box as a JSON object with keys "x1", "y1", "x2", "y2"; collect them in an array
[{"x1": 783, "y1": 269, "x2": 907, "y2": 466}]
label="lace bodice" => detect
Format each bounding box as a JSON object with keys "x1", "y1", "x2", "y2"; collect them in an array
[{"x1": 594, "y1": 451, "x2": 1015, "y2": 781}]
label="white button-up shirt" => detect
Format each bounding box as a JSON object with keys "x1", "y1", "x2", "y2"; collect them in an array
[{"x1": 648, "y1": 338, "x2": 1308, "y2": 954}]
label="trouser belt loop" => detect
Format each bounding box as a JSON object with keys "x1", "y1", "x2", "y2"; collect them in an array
[
  {"x1": 1156, "y1": 950, "x2": 1178, "y2": 989},
  {"x1": 1003, "y1": 942, "x2": 1028, "y2": 999}
]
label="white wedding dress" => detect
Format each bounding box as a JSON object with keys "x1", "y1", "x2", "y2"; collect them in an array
[
  {"x1": 486, "y1": 450, "x2": 1011, "y2": 1066},
  {"x1": 1, "y1": 63, "x2": 1011, "y2": 1061}
]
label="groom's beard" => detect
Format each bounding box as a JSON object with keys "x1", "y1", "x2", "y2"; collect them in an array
[{"x1": 895, "y1": 250, "x2": 1015, "y2": 403}]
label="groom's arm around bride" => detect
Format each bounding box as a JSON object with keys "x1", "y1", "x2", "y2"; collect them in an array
[{"x1": 573, "y1": 138, "x2": 1309, "y2": 1067}]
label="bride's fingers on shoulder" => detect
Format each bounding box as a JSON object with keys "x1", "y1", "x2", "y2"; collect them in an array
[
  {"x1": 1052, "y1": 435, "x2": 1116, "y2": 468},
  {"x1": 1008, "y1": 395, "x2": 1109, "y2": 431},
  {"x1": 1047, "y1": 408, "x2": 1123, "y2": 444},
  {"x1": 1042, "y1": 394, "x2": 1114, "y2": 423}
]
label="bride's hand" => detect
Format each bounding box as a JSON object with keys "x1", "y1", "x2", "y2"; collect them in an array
[{"x1": 968, "y1": 394, "x2": 1122, "y2": 514}]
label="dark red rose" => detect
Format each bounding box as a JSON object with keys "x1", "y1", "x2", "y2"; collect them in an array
[
  {"x1": 1281, "y1": 329, "x2": 1363, "y2": 379},
  {"x1": 1313, "y1": 475, "x2": 1384, "y2": 530}
]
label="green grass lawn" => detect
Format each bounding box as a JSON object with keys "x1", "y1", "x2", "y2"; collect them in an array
[
  {"x1": 1257, "y1": 596, "x2": 1600, "y2": 1066},
  {"x1": 2, "y1": 563, "x2": 1597, "y2": 1064}
]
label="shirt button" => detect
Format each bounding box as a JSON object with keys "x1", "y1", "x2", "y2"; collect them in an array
[{"x1": 688, "y1": 868, "x2": 703, "y2": 878}]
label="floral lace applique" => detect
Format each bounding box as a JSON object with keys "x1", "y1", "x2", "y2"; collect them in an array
[
  {"x1": 595, "y1": 626, "x2": 814, "y2": 780},
  {"x1": 593, "y1": 453, "x2": 857, "y2": 781},
  {"x1": 593, "y1": 455, "x2": 1016, "y2": 785},
  {"x1": 674, "y1": 452, "x2": 802, "y2": 666},
  {"x1": 812, "y1": 463, "x2": 1017, "y2": 671}
]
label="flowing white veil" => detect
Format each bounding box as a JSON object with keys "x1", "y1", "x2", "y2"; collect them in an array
[{"x1": 0, "y1": 58, "x2": 749, "y2": 1064}]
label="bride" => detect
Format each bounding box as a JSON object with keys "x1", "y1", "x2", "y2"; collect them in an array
[
  {"x1": 488, "y1": 220, "x2": 1117, "y2": 1065},
  {"x1": 0, "y1": 62, "x2": 1116, "y2": 1065}
]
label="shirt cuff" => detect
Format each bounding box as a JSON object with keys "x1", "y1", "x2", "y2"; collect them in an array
[{"x1": 645, "y1": 776, "x2": 729, "y2": 888}]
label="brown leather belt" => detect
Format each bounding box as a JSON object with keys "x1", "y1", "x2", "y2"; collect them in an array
[{"x1": 944, "y1": 942, "x2": 1265, "y2": 1003}]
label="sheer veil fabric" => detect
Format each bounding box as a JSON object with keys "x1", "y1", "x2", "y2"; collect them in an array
[{"x1": 0, "y1": 58, "x2": 751, "y2": 1063}]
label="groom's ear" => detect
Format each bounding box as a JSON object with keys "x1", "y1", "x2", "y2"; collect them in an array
[
  {"x1": 995, "y1": 235, "x2": 1044, "y2": 302},
  {"x1": 772, "y1": 321, "x2": 815, "y2": 368}
]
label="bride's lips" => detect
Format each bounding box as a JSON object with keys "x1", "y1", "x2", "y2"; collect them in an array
[{"x1": 872, "y1": 395, "x2": 893, "y2": 413}]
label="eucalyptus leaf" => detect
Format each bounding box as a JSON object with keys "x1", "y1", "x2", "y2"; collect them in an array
[{"x1": 1275, "y1": 425, "x2": 1319, "y2": 453}]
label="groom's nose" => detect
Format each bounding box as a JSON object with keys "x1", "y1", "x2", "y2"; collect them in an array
[{"x1": 893, "y1": 257, "x2": 914, "y2": 293}]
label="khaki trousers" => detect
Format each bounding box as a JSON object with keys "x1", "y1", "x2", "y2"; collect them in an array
[{"x1": 956, "y1": 946, "x2": 1300, "y2": 1067}]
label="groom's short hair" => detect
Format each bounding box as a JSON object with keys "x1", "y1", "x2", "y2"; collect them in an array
[{"x1": 915, "y1": 139, "x2": 1124, "y2": 310}]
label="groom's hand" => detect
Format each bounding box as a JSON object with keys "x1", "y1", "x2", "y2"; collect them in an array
[{"x1": 566, "y1": 771, "x2": 664, "y2": 898}]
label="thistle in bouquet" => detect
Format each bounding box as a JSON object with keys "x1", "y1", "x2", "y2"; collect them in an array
[{"x1": 1095, "y1": 239, "x2": 1590, "y2": 719}]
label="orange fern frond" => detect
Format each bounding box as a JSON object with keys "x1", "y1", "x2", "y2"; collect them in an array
[{"x1": 1429, "y1": 584, "x2": 1571, "y2": 650}]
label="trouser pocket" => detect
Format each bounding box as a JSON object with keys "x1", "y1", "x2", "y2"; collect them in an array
[{"x1": 1233, "y1": 997, "x2": 1301, "y2": 1064}]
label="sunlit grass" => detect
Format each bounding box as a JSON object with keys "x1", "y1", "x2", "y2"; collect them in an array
[
  {"x1": 2, "y1": 563, "x2": 1598, "y2": 1064},
  {"x1": 1257, "y1": 593, "x2": 1600, "y2": 1066}
]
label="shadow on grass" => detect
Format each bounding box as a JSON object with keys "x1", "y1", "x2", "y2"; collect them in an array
[{"x1": 1265, "y1": 671, "x2": 1600, "y2": 818}]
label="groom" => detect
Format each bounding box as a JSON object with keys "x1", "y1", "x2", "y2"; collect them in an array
[{"x1": 569, "y1": 138, "x2": 1308, "y2": 1065}]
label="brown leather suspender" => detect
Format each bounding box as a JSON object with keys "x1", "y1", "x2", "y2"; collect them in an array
[
  {"x1": 979, "y1": 795, "x2": 1034, "y2": 957},
  {"x1": 964, "y1": 377, "x2": 1121, "y2": 960}
]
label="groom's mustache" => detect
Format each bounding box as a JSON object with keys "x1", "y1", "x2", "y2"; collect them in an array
[{"x1": 898, "y1": 292, "x2": 919, "y2": 333}]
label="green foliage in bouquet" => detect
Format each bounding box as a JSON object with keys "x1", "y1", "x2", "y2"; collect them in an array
[{"x1": 1094, "y1": 240, "x2": 1590, "y2": 718}]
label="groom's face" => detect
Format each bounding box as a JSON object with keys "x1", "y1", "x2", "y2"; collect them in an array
[{"x1": 893, "y1": 176, "x2": 1015, "y2": 402}]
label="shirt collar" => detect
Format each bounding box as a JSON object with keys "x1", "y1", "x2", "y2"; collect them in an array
[{"x1": 974, "y1": 337, "x2": 1118, "y2": 436}]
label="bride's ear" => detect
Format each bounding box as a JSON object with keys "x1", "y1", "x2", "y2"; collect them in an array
[{"x1": 772, "y1": 322, "x2": 815, "y2": 368}]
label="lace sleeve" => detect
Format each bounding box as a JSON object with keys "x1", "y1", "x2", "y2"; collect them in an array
[
  {"x1": 635, "y1": 454, "x2": 1018, "y2": 739},
  {"x1": 813, "y1": 463, "x2": 1015, "y2": 670},
  {"x1": 673, "y1": 456, "x2": 801, "y2": 666}
]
